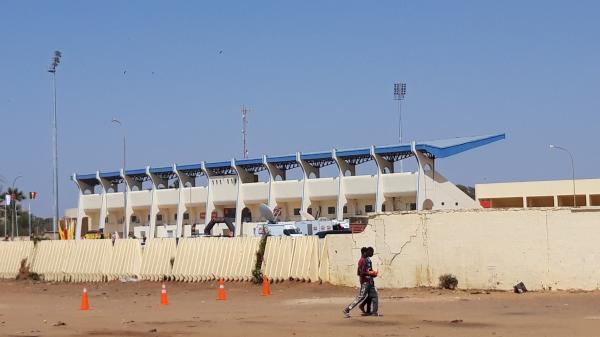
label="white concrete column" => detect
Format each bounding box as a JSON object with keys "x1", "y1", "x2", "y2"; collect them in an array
[
  {"x1": 147, "y1": 166, "x2": 160, "y2": 239},
  {"x1": 265, "y1": 156, "x2": 285, "y2": 209},
  {"x1": 97, "y1": 171, "x2": 111, "y2": 232},
  {"x1": 298, "y1": 153, "x2": 319, "y2": 219},
  {"x1": 553, "y1": 195, "x2": 559, "y2": 207},
  {"x1": 72, "y1": 174, "x2": 84, "y2": 240},
  {"x1": 120, "y1": 169, "x2": 134, "y2": 237},
  {"x1": 233, "y1": 159, "x2": 254, "y2": 237},
  {"x1": 201, "y1": 162, "x2": 215, "y2": 226},
  {"x1": 586, "y1": 194, "x2": 591, "y2": 207},
  {"x1": 371, "y1": 146, "x2": 393, "y2": 212},
  {"x1": 411, "y1": 142, "x2": 432, "y2": 211},
  {"x1": 523, "y1": 196, "x2": 528, "y2": 208},
  {"x1": 333, "y1": 149, "x2": 354, "y2": 221},
  {"x1": 174, "y1": 164, "x2": 193, "y2": 238}
]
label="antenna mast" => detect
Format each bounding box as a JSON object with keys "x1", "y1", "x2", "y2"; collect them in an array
[{"x1": 241, "y1": 106, "x2": 249, "y2": 159}]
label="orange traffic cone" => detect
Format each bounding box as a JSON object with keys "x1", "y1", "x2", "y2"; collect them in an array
[
  {"x1": 217, "y1": 278, "x2": 226, "y2": 300},
  {"x1": 80, "y1": 288, "x2": 90, "y2": 310},
  {"x1": 160, "y1": 283, "x2": 169, "y2": 305},
  {"x1": 262, "y1": 275, "x2": 271, "y2": 297}
]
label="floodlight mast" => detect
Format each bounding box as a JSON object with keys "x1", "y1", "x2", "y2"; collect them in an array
[
  {"x1": 393, "y1": 83, "x2": 407, "y2": 172},
  {"x1": 48, "y1": 50, "x2": 62, "y2": 240}
]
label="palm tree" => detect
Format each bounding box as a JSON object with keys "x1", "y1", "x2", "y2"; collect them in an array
[{"x1": 0, "y1": 188, "x2": 25, "y2": 238}]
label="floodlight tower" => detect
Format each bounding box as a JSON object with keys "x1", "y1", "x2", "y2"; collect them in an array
[
  {"x1": 241, "y1": 106, "x2": 249, "y2": 159},
  {"x1": 393, "y1": 82, "x2": 407, "y2": 172},
  {"x1": 48, "y1": 50, "x2": 62, "y2": 240}
]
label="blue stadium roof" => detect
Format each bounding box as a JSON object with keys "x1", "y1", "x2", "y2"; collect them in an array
[
  {"x1": 176, "y1": 163, "x2": 202, "y2": 171},
  {"x1": 149, "y1": 166, "x2": 173, "y2": 174},
  {"x1": 266, "y1": 154, "x2": 296, "y2": 163},
  {"x1": 300, "y1": 151, "x2": 333, "y2": 161},
  {"x1": 99, "y1": 171, "x2": 121, "y2": 179},
  {"x1": 75, "y1": 133, "x2": 505, "y2": 179},
  {"x1": 76, "y1": 173, "x2": 97, "y2": 182},
  {"x1": 336, "y1": 147, "x2": 371, "y2": 158},
  {"x1": 235, "y1": 158, "x2": 264, "y2": 167},
  {"x1": 125, "y1": 168, "x2": 146, "y2": 176},
  {"x1": 415, "y1": 133, "x2": 506, "y2": 159},
  {"x1": 205, "y1": 161, "x2": 232, "y2": 170}
]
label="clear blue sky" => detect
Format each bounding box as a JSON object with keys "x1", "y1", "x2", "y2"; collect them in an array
[{"x1": 1, "y1": 1, "x2": 599, "y2": 217}]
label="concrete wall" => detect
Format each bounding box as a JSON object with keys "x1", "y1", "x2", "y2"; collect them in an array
[{"x1": 324, "y1": 208, "x2": 600, "y2": 290}]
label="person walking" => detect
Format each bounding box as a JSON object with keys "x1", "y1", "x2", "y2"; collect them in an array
[
  {"x1": 342, "y1": 247, "x2": 377, "y2": 318},
  {"x1": 364, "y1": 246, "x2": 382, "y2": 316}
]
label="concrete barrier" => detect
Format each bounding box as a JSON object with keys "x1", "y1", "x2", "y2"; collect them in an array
[
  {"x1": 262, "y1": 236, "x2": 323, "y2": 283},
  {"x1": 30, "y1": 240, "x2": 75, "y2": 282},
  {"x1": 172, "y1": 237, "x2": 260, "y2": 282},
  {"x1": 63, "y1": 239, "x2": 112, "y2": 282},
  {"x1": 140, "y1": 238, "x2": 176, "y2": 281},
  {"x1": 289, "y1": 236, "x2": 320, "y2": 282},
  {"x1": 0, "y1": 241, "x2": 34, "y2": 279},
  {"x1": 107, "y1": 239, "x2": 142, "y2": 281}
]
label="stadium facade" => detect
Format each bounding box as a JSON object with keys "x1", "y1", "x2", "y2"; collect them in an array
[{"x1": 70, "y1": 133, "x2": 505, "y2": 239}]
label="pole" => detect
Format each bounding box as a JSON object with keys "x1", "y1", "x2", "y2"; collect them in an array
[
  {"x1": 15, "y1": 201, "x2": 18, "y2": 238},
  {"x1": 52, "y1": 71, "x2": 59, "y2": 240},
  {"x1": 568, "y1": 151, "x2": 576, "y2": 207},
  {"x1": 398, "y1": 99, "x2": 404, "y2": 172},
  {"x1": 123, "y1": 132, "x2": 127, "y2": 237},
  {"x1": 3, "y1": 203, "x2": 6, "y2": 238},
  {"x1": 549, "y1": 145, "x2": 576, "y2": 207},
  {"x1": 12, "y1": 198, "x2": 15, "y2": 239},
  {"x1": 28, "y1": 201, "x2": 31, "y2": 238}
]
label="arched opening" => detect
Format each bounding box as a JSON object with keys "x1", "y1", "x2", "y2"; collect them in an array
[
  {"x1": 423, "y1": 163, "x2": 433, "y2": 172},
  {"x1": 275, "y1": 174, "x2": 283, "y2": 181},
  {"x1": 383, "y1": 167, "x2": 391, "y2": 174},
  {"x1": 344, "y1": 169, "x2": 352, "y2": 177},
  {"x1": 184, "y1": 181, "x2": 193, "y2": 188},
  {"x1": 422, "y1": 199, "x2": 434, "y2": 210},
  {"x1": 242, "y1": 207, "x2": 252, "y2": 223},
  {"x1": 131, "y1": 185, "x2": 140, "y2": 191},
  {"x1": 308, "y1": 172, "x2": 317, "y2": 179}
]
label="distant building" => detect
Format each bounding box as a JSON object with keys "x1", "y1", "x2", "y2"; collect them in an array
[
  {"x1": 68, "y1": 133, "x2": 505, "y2": 239},
  {"x1": 476, "y1": 179, "x2": 600, "y2": 208}
]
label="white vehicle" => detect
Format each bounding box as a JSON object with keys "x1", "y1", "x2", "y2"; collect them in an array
[
  {"x1": 254, "y1": 204, "x2": 305, "y2": 237},
  {"x1": 254, "y1": 223, "x2": 303, "y2": 237}
]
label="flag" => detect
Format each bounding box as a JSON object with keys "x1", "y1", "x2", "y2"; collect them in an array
[
  {"x1": 4, "y1": 194, "x2": 10, "y2": 206},
  {"x1": 29, "y1": 192, "x2": 37, "y2": 200}
]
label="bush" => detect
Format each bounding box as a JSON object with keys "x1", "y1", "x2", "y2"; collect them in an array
[
  {"x1": 439, "y1": 274, "x2": 458, "y2": 290},
  {"x1": 251, "y1": 231, "x2": 269, "y2": 284}
]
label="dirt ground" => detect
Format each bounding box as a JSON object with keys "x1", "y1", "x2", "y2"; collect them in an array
[{"x1": 1, "y1": 280, "x2": 599, "y2": 337}]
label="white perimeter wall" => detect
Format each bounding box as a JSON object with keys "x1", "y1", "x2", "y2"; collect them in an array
[{"x1": 325, "y1": 208, "x2": 600, "y2": 290}]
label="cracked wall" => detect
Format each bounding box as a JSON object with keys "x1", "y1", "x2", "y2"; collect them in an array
[{"x1": 325, "y1": 208, "x2": 600, "y2": 290}]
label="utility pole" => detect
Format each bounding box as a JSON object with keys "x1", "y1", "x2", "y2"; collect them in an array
[
  {"x1": 11, "y1": 175, "x2": 22, "y2": 239},
  {"x1": 48, "y1": 51, "x2": 62, "y2": 240},
  {"x1": 241, "y1": 106, "x2": 249, "y2": 159}
]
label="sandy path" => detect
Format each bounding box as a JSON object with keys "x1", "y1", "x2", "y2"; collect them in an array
[{"x1": 0, "y1": 281, "x2": 599, "y2": 337}]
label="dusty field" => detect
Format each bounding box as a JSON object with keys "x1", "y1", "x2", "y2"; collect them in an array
[{"x1": 0, "y1": 280, "x2": 599, "y2": 337}]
